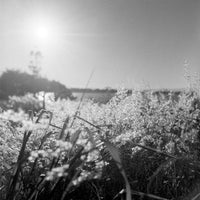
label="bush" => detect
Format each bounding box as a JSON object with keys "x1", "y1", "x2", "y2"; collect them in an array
[
  {"x1": 6, "y1": 93, "x2": 43, "y2": 112},
  {"x1": 1, "y1": 88, "x2": 200, "y2": 200},
  {"x1": 0, "y1": 69, "x2": 74, "y2": 100}
]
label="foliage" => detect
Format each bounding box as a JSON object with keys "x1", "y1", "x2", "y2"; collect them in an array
[
  {"x1": 0, "y1": 87, "x2": 200, "y2": 199},
  {"x1": 6, "y1": 93, "x2": 43, "y2": 112},
  {"x1": 0, "y1": 69, "x2": 74, "y2": 100}
]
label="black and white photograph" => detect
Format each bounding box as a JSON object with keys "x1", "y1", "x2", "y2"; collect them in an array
[{"x1": 0, "y1": 0, "x2": 200, "y2": 199}]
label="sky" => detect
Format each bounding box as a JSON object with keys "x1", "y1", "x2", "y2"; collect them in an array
[{"x1": 0, "y1": 0, "x2": 200, "y2": 89}]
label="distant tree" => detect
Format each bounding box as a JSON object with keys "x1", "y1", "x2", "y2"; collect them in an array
[
  {"x1": 0, "y1": 69, "x2": 74, "y2": 100},
  {"x1": 28, "y1": 50, "x2": 42, "y2": 76}
]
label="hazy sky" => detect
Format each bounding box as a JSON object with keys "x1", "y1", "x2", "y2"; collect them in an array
[{"x1": 0, "y1": 0, "x2": 200, "y2": 89}]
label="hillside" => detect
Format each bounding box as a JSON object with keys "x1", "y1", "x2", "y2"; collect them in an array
[{"x1": 0, "y1": 69, "x2": 74, "y2": 100}]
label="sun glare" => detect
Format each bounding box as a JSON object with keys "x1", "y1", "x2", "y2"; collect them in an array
[
  {"x1": 32, "y1": 21, "x2": 54, "y2": 45},
  {"x1": 35, "y1": 25, "x2": 49, "y2": 41},
  {"x1": 27, "y1": 15, "x2": 60, "y2": 47}
]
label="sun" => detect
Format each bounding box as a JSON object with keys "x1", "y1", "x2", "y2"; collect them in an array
[
  {"x1": 26, "y1": 15, "x2": 60, "y2": 46},
  {"x1": 35, "y1": 25, "x2": 49, "y2": 41},
  {"x1": 24, "y1": 14, "x2": 64, "y2": 53},
  {"x1": 32, "y1": 21, "x2": 54, "y2": 44}
]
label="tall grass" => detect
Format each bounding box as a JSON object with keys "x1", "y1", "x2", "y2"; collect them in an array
[{"x1": 1, "y1": 84, "x2": 200, "y2": 199}]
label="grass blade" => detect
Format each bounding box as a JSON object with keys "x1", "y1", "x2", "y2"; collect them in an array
[{"x1": 104, "y1": 141, "x2": 132, "y2": 200}]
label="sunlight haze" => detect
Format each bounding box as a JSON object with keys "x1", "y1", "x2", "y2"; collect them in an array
[{"x1": 0, "y1": 0, "x2": 200, "y2": 89}]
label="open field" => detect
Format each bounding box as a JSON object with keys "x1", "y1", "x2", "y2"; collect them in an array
[
  {"x1": 72, "y1": 91, "x2": 115, "y2": 103},
  {"x1": 72, "y1": 88, "x2": 184, "y2": 104}
]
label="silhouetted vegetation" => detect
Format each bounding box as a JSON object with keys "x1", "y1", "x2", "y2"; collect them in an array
[{"x1": 0, "y1": 69, "x2": 74, "y2": 100}]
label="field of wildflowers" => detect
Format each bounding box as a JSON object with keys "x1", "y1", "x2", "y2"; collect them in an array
[{"x1": 1, "y1": 87, "x2": 200, "y2": 200}]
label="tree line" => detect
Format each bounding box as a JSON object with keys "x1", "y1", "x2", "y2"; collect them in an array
[{"x1": 0, "y1": 69, "x2": 75, "y2": 100}]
